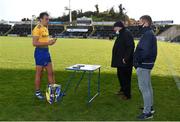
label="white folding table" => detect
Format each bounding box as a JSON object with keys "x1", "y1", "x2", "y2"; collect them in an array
[{"x1": 63, "y1": 64, "x2": 101, "y2": 104}]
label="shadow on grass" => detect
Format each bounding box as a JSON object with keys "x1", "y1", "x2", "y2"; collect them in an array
[{"x1": 0, "y1": 68, "x2": 180, "y2": 121}]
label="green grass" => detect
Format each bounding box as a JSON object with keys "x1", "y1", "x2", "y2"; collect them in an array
[{"x1": 0, "y1": 36, "x2": 180, "y2": 121}]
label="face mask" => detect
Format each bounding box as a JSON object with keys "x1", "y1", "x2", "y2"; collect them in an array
[
  {"x1": 115, "y1": 30, "x2": 120, "y2": 35},
  {"x1": 138, "y1": 23, "x2": 145, "y2": 30}
]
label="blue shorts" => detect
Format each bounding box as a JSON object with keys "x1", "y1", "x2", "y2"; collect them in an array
[{"x1": 34, "y1": 48, "x2": 51, "y2": 66}]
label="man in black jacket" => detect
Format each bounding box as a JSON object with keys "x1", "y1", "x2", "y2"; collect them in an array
[
  {"x1": 111, "y1": 21, "x2": 135, "y2": 100},
  {"x1": 134, "y1": 15, "x2": 157, "y2": 120}
]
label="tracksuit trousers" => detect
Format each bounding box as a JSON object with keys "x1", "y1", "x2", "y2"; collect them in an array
[
  {"x1": 136, "y1": 67, "x2": 153, "y2": 114},
  {"x1": 117, "y1": 66, "x2": 133, "y2": 98}
]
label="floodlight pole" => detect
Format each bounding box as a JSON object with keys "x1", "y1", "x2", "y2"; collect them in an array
[
  {"x1": 69, "y1": 0, "x2": 72, "y2": 24},
  {"x1": 65, "y1": 0, "x2": 72, "y2": 25}
]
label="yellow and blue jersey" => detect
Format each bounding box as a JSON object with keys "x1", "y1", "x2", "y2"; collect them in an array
[
  {"x1": 33, "y1": 24, "x2": 51, "y2": 66},
  {"x1": 32, "y1": 24, "x2": 49, "y2": 43}
]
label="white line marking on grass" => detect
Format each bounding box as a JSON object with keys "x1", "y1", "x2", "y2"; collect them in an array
[{"x1": 160, "y1": 42, "x2": 180, "y2": 91}]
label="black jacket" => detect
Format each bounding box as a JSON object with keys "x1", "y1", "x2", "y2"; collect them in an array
[
  {"x1": 133, "y1": 27, "x2": 157, "y2": 69},
  {"x1": 111, "y1": 28, "x2": 135, "y2": 68}
]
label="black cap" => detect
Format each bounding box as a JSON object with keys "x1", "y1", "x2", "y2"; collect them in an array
[{"x1": 113, "y1": 21, "x2": 124, "y2": 28}]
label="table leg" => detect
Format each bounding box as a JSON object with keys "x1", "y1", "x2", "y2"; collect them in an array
[
  {"x1": 97, "y1": 68, "x2": 100, "y2": 94},
  {"x1": 87, "y1": 68, "x2": 100, "y2": 104},
  {"x1": 74, "y1": 71, "x2": 86, "y2": 92},
  {"x1": 63, "y1": 70, "x2": 76, "y2": 94},
  {"x1": 87, "y1": 71, "x2": 92, "y2": 103}
]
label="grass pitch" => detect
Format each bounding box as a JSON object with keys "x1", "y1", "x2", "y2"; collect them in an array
[{"x1": 0, "y1": 36, "x2": 180, "y2": 121}]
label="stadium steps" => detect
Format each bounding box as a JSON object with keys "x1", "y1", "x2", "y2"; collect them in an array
[
  {"x1": 4, "y1": 27, "x2": 13, "y2": 36},
  {"x1": 89, "y1": 29, "x2": 96, "y2": 37},
  {"x1": 60, "y1": 29, "x2": 66, "y2": 34},
  {"x1": 157, "y1": 25, "x2": 180, "y2": 42}
]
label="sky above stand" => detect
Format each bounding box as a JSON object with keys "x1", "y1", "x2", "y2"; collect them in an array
[{"x1": 0, "y1": 0, "x2": 179, "y2": 24}]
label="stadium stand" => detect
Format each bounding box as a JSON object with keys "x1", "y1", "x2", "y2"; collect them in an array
[
  {"x1": 62, "y1": 26, "x2": 93, "y2": 38},
  {"x1": 0, "y1": 20, "x2": 178, "y2": 42},
  {"x1": 0, "y1": 24, "x2": 12, "y2": 36},
  {"x1": 127, "y1": 26, "x2": 141, "y2": 38},
  {"x1": 0, "y1": 16, "x2": 176, "y2": 40},
  {"x1": 92, "y1": 25, "x2": 147, "y2": 39},
  {"x1": 7, "y1": 24, "x2": 64, "y2": 37},
  {"x1": 92, "y1": 26, "x2": 114, "y2": 38},
  {"x1": 48, "y1": 25, "x2": 64, "y2": 37},
  {"x1": 172, "y1": 35, "x2": 180, "y2": 42},
  {"x1": 157, "y1": 25, "x2": 180, "y2": 42},
  {"x1": 0, "y1": 24, "x2": 152, "y2": 39},
  {"x1": 9, "y1": 24, "x2": 33, "y2": 36},
  {"x1": 156, "y1": 25, "x2": 173, "y2": 35}
]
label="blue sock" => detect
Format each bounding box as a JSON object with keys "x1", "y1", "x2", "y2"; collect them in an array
[
  {"x1": 35, "y1": 90, "x2": 44, "y2": 99},
  {"x1": 35, "y1": 90, "x2": 41, "y2": 95}
]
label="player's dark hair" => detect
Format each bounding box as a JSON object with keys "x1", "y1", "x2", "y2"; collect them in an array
[
  {"x1": 140, "y1": 15, "x2": 152, "y2": 26},
  {"x1": 39, "y1": 12, "x2": 49, "y2": 19}
]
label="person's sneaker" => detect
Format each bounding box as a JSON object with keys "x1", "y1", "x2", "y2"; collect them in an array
[
  {"x1": 137, "y1": 113, "x2": 153, "y2": 120},
  {"x1": 139, "y1": 106, "x2": 155, "y2": 114},
  {"x1": 151, "y1": 107, "x2": 155, "y2": 114},
  {"x1": 35, "y1": 90, "x2": 44, "y2": 100}
]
